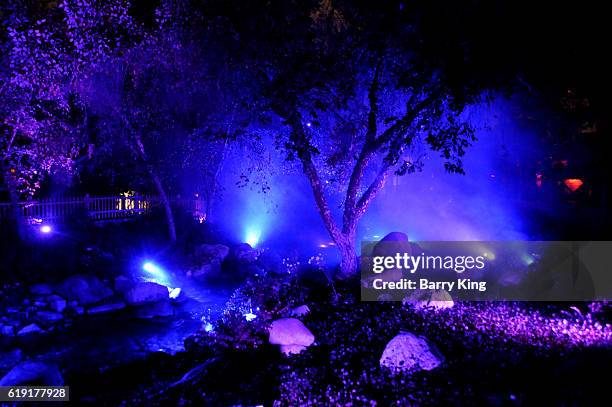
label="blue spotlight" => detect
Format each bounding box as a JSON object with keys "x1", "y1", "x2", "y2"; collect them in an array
[
  {"x1": 245, "y1": 228, "x2": 262, "y2": 247},
  {"x1": 143, "y1": 261, "x2": 161, "y2": 274},
  {"x1": 142, "y1": 261, "x2": 170, "y2": 286},
  {"x1": 40, "y1": 225, "x2": 52, "y2": 234}
]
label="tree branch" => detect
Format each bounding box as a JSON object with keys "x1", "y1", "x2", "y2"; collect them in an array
[
  {"x1": 342, "y1": 59, "x2": 383, "y2": 231},
  {"x1": 348, "y1": 99, "x2": 436, "y2": 225},
  {"x1": 354, "y1": 161, "x2": 393, "y2": 221},
  {"x1": 372, "y1": 97, "x2": 434, "y2": 150}
]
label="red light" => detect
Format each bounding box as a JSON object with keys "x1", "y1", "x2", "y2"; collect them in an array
[
  {"x1": 564, "y1": 178, "x2": 583, "y2": 192},
  {"x1": 536, "y1": 173, "x2": 543, "y2": 188}
]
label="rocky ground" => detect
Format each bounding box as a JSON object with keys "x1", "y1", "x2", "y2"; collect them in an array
[
  {"x1": 75, "y1": 272, "x2": 612, "y2": 406},
  {"x1": 0, "y1": 241, "x2": 255, "y2": 391},
  {"x1": 1, "y1": 237, "x2": 611, "y2": 405}
]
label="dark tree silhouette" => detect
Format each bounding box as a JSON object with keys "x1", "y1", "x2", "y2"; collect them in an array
[{"x1": 204, "y1": 0, "x2": 482, "y2": 275}]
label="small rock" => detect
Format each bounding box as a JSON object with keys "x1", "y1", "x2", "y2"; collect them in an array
[
  {"x1": 47, "y1": 295, "x2": 67, "y2": 313},
  {"x1": 71, "y1": 306, "x2": 85, "y2": 316},
  {"x1": 124, "y1": 282, "x2": 169, "y2": 305},
  {"x1": 0, "y1": 361, "x2": 63, "y2": 386},
  {"x1": 404, "y1": 289, "x2": 454, "y2": 310},
  {"x1": 380, "y1": 332, "x2": 443, "y2": 372},
  {"x1": 425, "y1": 289, "x2": 454, "y2": 309},
  {"x1": 30, "y1": 284, "x2": 53, "y2": 295},
  {"x1": 17, "y1": 324, "x2": 44, "y2": 336},
  {"x1": 1, "y1": 325, "x2": 15, "y2": 337},
  {"x1": 168, "y1": 287, "x2": 184, "y2": 302},
  {"x1": 35, "y1": 311, "x2": 64, "y2": 326},
  {"x1": 87, "y1": 302, "x2": 126, "y2": 315},
  {"x1": 269, "y1": 318, "x2": 315, "y2": 355},
  {"x1": 289, "y1": 305, "x2": 311, "y2": 317}
]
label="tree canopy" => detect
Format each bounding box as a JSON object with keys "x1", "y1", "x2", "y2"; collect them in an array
[{"x1": 2, "y1": 0, "x2": 608, "y2": 270}]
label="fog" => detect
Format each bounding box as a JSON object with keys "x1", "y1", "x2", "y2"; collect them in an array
[{"x1": 212, "y1": 95, "x2": 549, "y2": 261}]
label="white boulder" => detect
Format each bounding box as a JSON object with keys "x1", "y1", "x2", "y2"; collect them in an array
[
  {"x1": 269, "y1": 318, "x2": 315, "y2": 355},
  {"x1": 380, "y1": 332, "x2": 443, "y2": 372}
]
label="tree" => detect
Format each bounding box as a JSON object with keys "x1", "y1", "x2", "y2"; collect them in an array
[
  {"x1": 64, "y1": 0, "x2": 188, "y2": 242},
  {"x1": 203, "y1": 0, "x2": 481, "y2": 276},
  {"x1": 1, "y1": 0, "x2": 89, "y2": 233},
  {"x1": 1, "y1": 0, "x2": 139, "y2": 196}
]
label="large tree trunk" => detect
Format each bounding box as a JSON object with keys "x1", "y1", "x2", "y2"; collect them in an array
[
  {"x1": 336, "y1": 232, "x2": 358, "y2": 278},
  {"x1": 285, "y1": 66, "x2": 395, "y2": 278}
]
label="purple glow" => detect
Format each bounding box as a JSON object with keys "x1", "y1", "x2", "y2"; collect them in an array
[{"x1": 417, "y1": 303, "x2": 612, "y2": 348}]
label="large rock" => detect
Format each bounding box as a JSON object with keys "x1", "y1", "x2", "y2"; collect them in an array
[
  {"x1": 372, "y1": 232, "x2": 413, "y2": 258},
  {"x1": 114, "y1": 275, "x2": 134, "y2": 293},
  {"x1": 269, "y1": 318, "x2": 315, "y2": 355},
  {"x1": 0, "y1": 361, "x2": 63, "y2": 386},
  {"x1": 380, "y1": 332, "x2": 443, "y2": 372},
  {"x1": 124, "y1": 282, "x2": 169, "y2": 305},
  {"x1": 231, "y1": 243, "x2": 259, "y2": 263},
  {"x1": 57, "y1": 274, "x2": 113, "y2": 306},
  {"x1": 17, "y1": 324, "x2": 44, "y2": 336},
  {"x1": 195, "y1": 244, "x2": 230, "y2": 263}
]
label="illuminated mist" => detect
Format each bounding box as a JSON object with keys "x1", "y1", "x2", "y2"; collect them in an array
[{"x1": 210, "y1": 96, "x2": 551, "y2": 261}]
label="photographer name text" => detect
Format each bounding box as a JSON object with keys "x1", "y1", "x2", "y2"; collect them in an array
[{"x1": 372, "y1": 278, "x2": 487, "y2": 292}]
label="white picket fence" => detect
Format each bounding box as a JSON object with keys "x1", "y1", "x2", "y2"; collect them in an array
[{"x1": 0, "y1": 195, "x2": 204, "y2": 223}]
